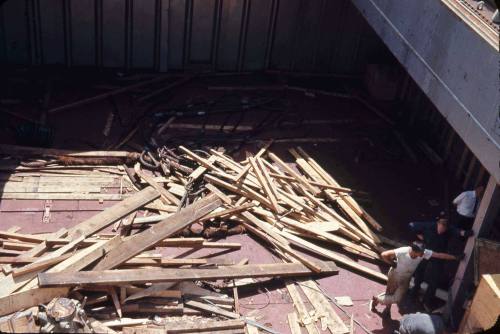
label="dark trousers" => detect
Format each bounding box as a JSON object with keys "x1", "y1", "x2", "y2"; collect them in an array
[
  {"x1": 413, "y1": 258, "x2": 444, "y2": 305},
  {"x1": 453, "y1": 211, "x2": 474, "y2": 230}
]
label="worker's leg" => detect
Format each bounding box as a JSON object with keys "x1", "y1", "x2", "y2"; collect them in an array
[
  {"x1": 423, "y1": 260, "x2": 443, "y2": 307},
  {"x1": 375, "y1": 277, "x2": 410, "y2": 317},
  {"x1": 410, "y1": 260, "x2": 428, "y2": 295}
]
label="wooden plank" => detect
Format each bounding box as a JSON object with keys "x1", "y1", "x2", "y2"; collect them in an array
[
  {"x1": 286, "y1": 280, "x2": 319, "y2": 334},
  {"x1": 0, "y1": 287, "x2": 69, "y2": 316},
  {"x1": 67, "y1": 186, "x2": 159, "y2": 238},
  {"x1": 38, "y1": 262, "x2": 338, "y2": 286},
  {"x1": 279, "y1": 230, "x2": 387, "y2": 282},
  {"x1": 248, "y1": 157, "x2": 280, "y2": 213},
  {"x1": 268, "y1": 152, "x2": 319, "y2": 195},
  {"x1": 234, "y1": 140, "x2": 273, "y2": 181},
  {"x1": 92, "y1": 194, "x2": 222, "y2": 270},
  {"x1": 108, "y1": 287, "x2": 123, "y2": 318},
  {"x1": 161, "y1": 319, "x2": 245, "y2": 333},
  {"x1": 0, "y1": 231, "x2": 46, "y2": 243},
  {"x1": 189, "y1": 156, "x2": 217, "y2": 180},
  {"x1": 11, "y1": 254, "x2": 72, "y2": 277},
  {"x1": 19, "y1": 228, "x2": 68, "y2": 259},
  {"x1": 287, "y1": 313, "x2": 302, "y2": 334},
  {"x1": 299, "y1": 280, "x2": 349, "y2": 334},
  {"x1": 134, "y1": 163, "x2": 180, "y2": 205},
  {"x1": 89, "y1": 318, "x2": 118, "y2": 334},
  {"x1": 184, "y1": 300, "x2": 239, "y2": 319},
  {"x1": 296, "y1": 147, "x2": 382, "y2": 232}
]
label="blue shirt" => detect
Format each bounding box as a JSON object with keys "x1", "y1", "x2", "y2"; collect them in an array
[{"x1": 409, "y1": 221, "x2": 461, "y2": 253}]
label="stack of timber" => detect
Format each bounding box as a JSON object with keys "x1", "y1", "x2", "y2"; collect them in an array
[{"x1": 0, "y1": 143, "x2": 387, "y2": 334}]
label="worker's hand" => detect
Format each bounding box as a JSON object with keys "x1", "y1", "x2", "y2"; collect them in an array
[
  {"x1": 461, "y1": 229, "x2": 474, "y2": 238},
  {"x1": 456, "y1": 253, "x2": 466, "y2": 261}
]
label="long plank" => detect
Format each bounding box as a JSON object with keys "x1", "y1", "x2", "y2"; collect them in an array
[
  {"x1": 92, "y1": 194, "x2": 222, "y2": 270},
  {"x1": 38, "y1": 262, "x2": 338, "y2": 286},
  {"x1": 0, "y1": 287, "x2": 69, "y2": 316},
  {"x1": 67, "y1": 186, "x2": 159, "y2": 238},
  {"x1": 280, "y1": 230, "x2": 387, "y2": 282}
]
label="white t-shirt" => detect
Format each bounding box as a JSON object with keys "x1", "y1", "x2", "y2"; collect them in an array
[
  {"x1": 453, "y1": 190, "x2": 477, "y2": 218},
  {"x1": 393, "y1": 246, "x2": 433, "y2": 278}
]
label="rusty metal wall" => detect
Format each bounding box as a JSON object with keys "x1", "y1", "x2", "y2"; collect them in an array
[{"x1": 0, "y1": 0, "x2": 386, "y2": 73}]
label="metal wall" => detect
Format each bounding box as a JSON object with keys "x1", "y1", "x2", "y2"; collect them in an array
[
  {"x1": 351, "y1": 0, "x2": 500, "y2": 183},
  {"x1": 0, "y1": 0, "x2": 386, "y2": 73}
]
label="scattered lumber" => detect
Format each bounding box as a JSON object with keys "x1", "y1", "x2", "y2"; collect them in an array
[{"x1": 0, "y1": 144, "x2": 388, "y2": 333}]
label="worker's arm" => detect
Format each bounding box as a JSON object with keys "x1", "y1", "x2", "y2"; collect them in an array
[
  {"x1": 380, "y1": 249, "x2": 397, "y2": 266},
  {"x1": 431, "y1": 252, "x2": 465, "y2": 261},
  {"x1": 452, "y1": 192, "x2": 465, "y2": 206}
]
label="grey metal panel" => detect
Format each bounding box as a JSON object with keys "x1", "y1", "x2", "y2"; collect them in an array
[
  {"x1": 69, "y1": 0, "x2": 95, "y2": 66},
  {"x1": 2, "y1": 0, "x2": 30, "y2": 64},
  {"x1": 131, "y1": 0, "x2": 157, "y2": 68},
  {"x1": 350, "y1": 0, "x2": 500, "y2": 182},
  {"x1": 216, "y1": 0, "x2": 244, "y2": 71},
  {"x1": 269, "y1": 0, "x2": 300, "y2": 70},
  {"x1": 39, "y1": 0, "x2": 65, "y2": 65},
  {"x1": 189, "y1": 0, "x2": 216, "y2": 64},
  {"x1": 102, "y1": 0, "x2": 126, "y2": 67},
  {"x1": 242, "y1": 0, "x2": 272, "y2": 71},
  {"x1": 168, "y1": 0, "x2": 186, "y2": 69}
]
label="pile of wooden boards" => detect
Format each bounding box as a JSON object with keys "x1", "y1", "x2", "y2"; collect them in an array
[{"x1": 0, "y1": 143, "x2": 388, "y2": 333}]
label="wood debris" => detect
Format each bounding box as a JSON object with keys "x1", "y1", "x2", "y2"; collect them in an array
[{"x1": 0, "y1": 143, "x2": 388, "y2": 333}]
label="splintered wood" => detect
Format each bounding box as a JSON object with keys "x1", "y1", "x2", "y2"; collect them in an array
[{"x1": 0, "y1": 144, "x2": 387, "y2": 333}]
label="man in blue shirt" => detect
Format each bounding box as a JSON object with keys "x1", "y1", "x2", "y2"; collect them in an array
[{"x1": 408, "y1": 217, "x2": 472, "y2": 309}]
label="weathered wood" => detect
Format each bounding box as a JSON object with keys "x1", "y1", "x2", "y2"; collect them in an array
[
  {"x1": 280, "y1": 230, "x2": 387, "y2": 282},
  {"x1": 11, "y1": 253, "x2": 72, "y2": 277},
  {"x1": 92, "y1": 194, "x2": 222, "y2": 270},
  {"x1": 38, "y1": 262, "x2": 338, "y2": 286},
  {"x1": 67, "y1": 186, "x2": 159, "y2": 238},
  {"x1": 286, "y1": 280, "x2": 319, "y2": 334},
  {"x1": 248, "y1": 157, "x2": 280, "y2": 213},
  {"x1": 268, "y1": 152, "x2": 319, "y2": 195},
  {"x1": 0, "y1": 287, "x2": 69, "y2": 316},
  {"x1": 184, "y1": 300, "x2": 239, "y2": 319},
  {"x1": 134, "y1": 163, "x2": 180, "y2": 205},
  {"x1": 299, "y1": 280, "x2": 349, "y2": 334},
  {"x1": 161, "y1": 319, "x2": 245, "y2": 333},
  {"x1": 287, "y1": 313, "x2": 302, "y2": 334},
  {"x1": 0, "y1": 143, "x2": 136, "y2": 158}
]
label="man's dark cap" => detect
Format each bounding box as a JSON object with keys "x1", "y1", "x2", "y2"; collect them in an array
[{"x1": 411, "y1": 242, "x2": 425, "y2": 253}]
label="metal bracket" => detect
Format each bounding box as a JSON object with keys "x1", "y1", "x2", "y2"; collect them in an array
[{"x1": 42, "y1": 200, "x2": 52, "y2": 224}]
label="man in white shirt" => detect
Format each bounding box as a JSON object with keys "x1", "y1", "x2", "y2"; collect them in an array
[
  {"x1": 370, "y1": 242, "x2": 462, "y2": 318},
  {"x1": 452, "y1": 186, "x2": 484, "y2": 229}
]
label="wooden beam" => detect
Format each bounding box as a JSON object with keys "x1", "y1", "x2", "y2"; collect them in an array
[
  {"x1": 134, "y1": 163, "x2": 180, "y2": 205},
  {"x1": 92, "y1": 194, "x2": 222, "y2": 270},
  {"x1": 268, "y1": 152, "x2": 320, "y2": 195},
  {"x1": 0, "y1": 287, "x2": 69, "y2": 316},
  {"x1": 67, "y1": 186, "x2": 159, "y2": 238},
  {"x1": 280, "y1": 230, "x2": 387, "y2": 282},
  {"x1": 38, "y1": 262, "x2": 338, "y2": 286}
]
